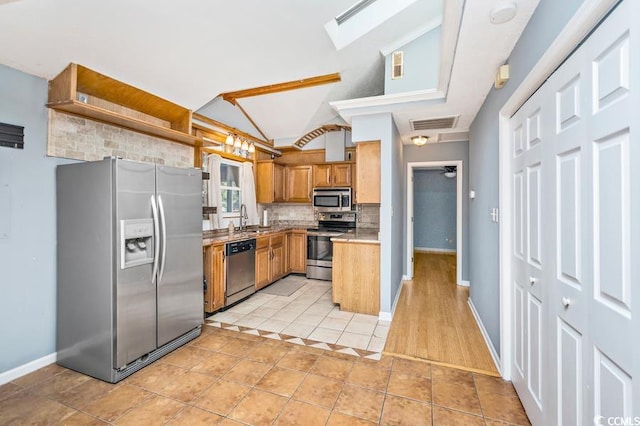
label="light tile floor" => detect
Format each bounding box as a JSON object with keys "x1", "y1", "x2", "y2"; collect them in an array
[{"x1": 207, "y1": 275, "x2": 389, "y2": 359}]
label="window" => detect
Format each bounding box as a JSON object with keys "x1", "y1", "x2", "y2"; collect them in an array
[{"x1": 220, "y1": 161, "x2": 241, "y2": 217}]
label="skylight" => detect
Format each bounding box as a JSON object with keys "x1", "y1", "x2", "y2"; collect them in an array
[
  {"x1": 325, "y1": 0, "x2": 420, "y2": 50},
  {"x1": 335, "y1": 0, "x2": 378, "y2": 25}
]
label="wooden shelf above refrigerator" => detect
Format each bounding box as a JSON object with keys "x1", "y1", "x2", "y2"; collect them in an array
[{"x1": 47, "y1": 63, "x2": 196, "y2": 146}]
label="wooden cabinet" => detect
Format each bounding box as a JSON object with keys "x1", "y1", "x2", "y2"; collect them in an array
[
  {"x1": 255, "y1": 236, "x2": 271, "y2": 290},
  {"x1": 285, "y1": 165, "x2": 312, "y2": 202},
  {"x1": 287, "y1": 231, "x2": 307, "y2": 273},
  {"x1": 332, "y1": 241, "x2": 380, "y2": 315},
  {"x1": 203, "y1": 243, "x2": 225, "y2": 313},
  {"x1": 355, "y1": 142, "x2": 381, "y2": 203},
  {"x1": 256, "y1": 161, "x2": 285, "y2": 203},
  {"x1": 47, "y1": 63, "x2": 195, "y2": 146},
  {"x1": 255, "y1": 233, "x2": 287, "y2": 290},
  {"x1": 270, "y1": 234, "x2": 285, "y2": 281},
  {"x1": 312, "y1": 163, "x2": 352, "y2": 188}
]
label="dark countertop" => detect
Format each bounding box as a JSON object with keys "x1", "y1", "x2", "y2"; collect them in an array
[
  {"x1": 202, "y1": 226, "x2": 308, "y2": 246},
  {"x1": 331, "y1": 229, "x2": 380, "y2": 244}
]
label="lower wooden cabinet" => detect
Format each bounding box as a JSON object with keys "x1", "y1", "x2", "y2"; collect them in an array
[
  {"x1": 255, "y1": 233, "x2": 287, "y2": 291},
  {"x1": 255, "y1": 236, "x2": 271, "y2": 290},
  {"x1": 205, "y1": 230, "x2": 309, "y2": 311},
  {"x1": 288, "y1": 231, "x2": 307, "y2": 273},
  {"x1": 203, "y1": 243, "x2": 225, "y2": 313},
  {"x1": 270, "y1": 234, "x2": 285, "y2": 281},
  {"x1": 332, "y1": 240, "x2": 380, "y2": 315}
]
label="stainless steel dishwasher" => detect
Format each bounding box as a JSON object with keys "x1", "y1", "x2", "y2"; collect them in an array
[{"x1": 225, "y1": 238, "x2": 256, "y2": 307}]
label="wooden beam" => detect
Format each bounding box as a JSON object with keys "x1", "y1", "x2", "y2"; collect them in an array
[
  {"x1": 192, "y1": 112, "x2": 272, "y2": 147},
  {"x1": 221, "y1": 73, "x2": 341, "y2": 104},
  {"x1": 234, "y1": 102, "x2": 270, "y2": 142}
]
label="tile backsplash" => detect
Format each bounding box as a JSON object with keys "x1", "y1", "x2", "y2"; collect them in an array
[
  {"x1": 47, "y1": 110, "x2": 194, "y2": 168},
  {"x1": 261, "y1": 204, "x2": 316, "y2": 228},
  {"x1": 356, "y1": 204, "x2": 380, "y2": 229},
  {"x1": 261, "y1": 203, "x2": 380, "y2": 229}
]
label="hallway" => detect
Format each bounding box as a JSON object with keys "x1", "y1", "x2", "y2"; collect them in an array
[{"x1": 384, "y1": 253, "x2": 498, "y2": 376}]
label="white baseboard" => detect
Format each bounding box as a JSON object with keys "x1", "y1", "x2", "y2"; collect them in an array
[
  {"x1": 459, "y1": 280, "x2": 470, "y2": 287},
  {"x1": 414, "y1": 247, "x2": 456, "y2": 254},
  {"x1": 402, "y1": 274, "x2": 411, "y2": 281},
  {"x1": 379, "y1": 311, "x2": 392, "y2": 322},
  {"x1": 467, "y1": 298, "x2": 502, "y2": 376},
  {"x1": 379, "y1": 278, "x2": 405, "y2": 324},
  {"x1": 0, "y1": 352, "x2": 57, "y2": 385}
]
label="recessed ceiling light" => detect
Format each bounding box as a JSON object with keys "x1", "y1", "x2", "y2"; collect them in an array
[{"x1": 490, "y1": 2, "x2": 517, "y2": 25}]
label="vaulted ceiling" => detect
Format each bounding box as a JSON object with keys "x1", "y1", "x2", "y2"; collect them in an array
[{"x1": 0, "y1": 0, "x2": 539, "y2": 147}]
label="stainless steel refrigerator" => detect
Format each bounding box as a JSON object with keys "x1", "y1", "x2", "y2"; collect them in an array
[{"x1": 56, "y1": 157, "x2": 203, "y2": 383}]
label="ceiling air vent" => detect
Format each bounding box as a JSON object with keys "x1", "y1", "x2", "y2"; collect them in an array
[
  {"x1": 392, "y1": 51, "x2": 404, "y2": 80},
  {"x1": 438, "y1": 131, "x2": 470, "y2": 143},
  {"x1": 411, "y1": 115, "x2": 459, "y2": 131}
]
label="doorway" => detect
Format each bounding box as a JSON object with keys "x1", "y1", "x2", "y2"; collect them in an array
[{"x1": 406, "y1": 160, "x2": 463, "y2": 284}]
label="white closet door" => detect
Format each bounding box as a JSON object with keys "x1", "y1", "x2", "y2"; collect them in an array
[
  {"x1": 545, "y1": 31, "x2": 590, "y2": 426},
  {"x1": 510, "y1": 85, "x2": 548, "y2": 426},
  {"x1": 509, "y1": 1, "x2": 638, "y2": 424},
  {"x1": 584, "y1": 1, "x2": 635, "y2": 421}
]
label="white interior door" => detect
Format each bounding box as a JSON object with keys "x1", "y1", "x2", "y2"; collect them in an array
[
  {"x1": 510, "y1": 84, "x2": 547, "y2": 426},
  {"x1": 509, "y1": 1, "x2": 638, "y2": 424}
]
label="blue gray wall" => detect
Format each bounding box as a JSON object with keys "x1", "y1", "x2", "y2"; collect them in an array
[
  {"x1": 469, "y1": 0, "x2": 585, "y2": 354},
  {"x1": 413, "y1": 169, "x2": 456, "y2": 251},
  {"x1": 404, "y1": 141, "x2": 469, "y2": 280},
  {"x1": 0, "y1": 65, "x2": 74, "y2": 374},
  {"x1": 384, "y1": 27, "x2": 440, "y2": 95},
  {"x1": 352, "y1": 113, "x2": 404, "y2": 314}
]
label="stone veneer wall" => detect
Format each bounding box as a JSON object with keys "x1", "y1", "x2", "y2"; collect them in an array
[
  {"x1": 261, "y1": 203, "x2": 380, "y2": 229},
  {"x1": 47, "y1": 110, "x2": 194, "y2": 168}
]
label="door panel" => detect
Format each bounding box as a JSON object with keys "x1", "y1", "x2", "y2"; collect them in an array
[
  {"x1": 514, "y1": 283, "x2": 525, "y2": 376},
  {"x1": 527, "y1": 294, "x2": 543, "y2": 407},
  {"x1": 593, "y1": 133, "x2": 631, "y2": 314},
  {"x1": 557, "y1": 319, "x2": 583, "y2": 426},
  {"x1": 115, "y1": 159, "x2": 157, "y2": 367},
  {"x1": 156, "y1": 165, "x2": 203, "y2": 347},
  {"x1": 595, "y1": 349, "x2": 633, "y2": 420},
  {"x1": 557, "y1": 149, "x2": 582, "y2": 287}
]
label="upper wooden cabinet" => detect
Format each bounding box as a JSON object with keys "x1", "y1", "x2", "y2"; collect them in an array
[
  {"x1": 312, "y1": 163, "x2": 352, "y2": 188},
  {"x1": 256, "y1": 161, "x2": 285, "y2": 203},
  {"x1": 286, "y1": 165, "x2": 312, "y2": 203},
  {"x1": 47, "y1": 63, "x2": 195, "y2": 146},
  {"x1": 355, "y1": 141, "x2": 381, "y2": 204}
]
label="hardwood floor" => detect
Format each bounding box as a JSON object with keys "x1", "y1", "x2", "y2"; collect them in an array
[{"x1": 384, "y1": 252, "x2": 499, "y2": 376}]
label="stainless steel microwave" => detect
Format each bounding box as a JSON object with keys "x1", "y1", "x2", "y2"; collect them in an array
[{"x1": 312, "y1": 188, "x2": 352, "y2": 212}]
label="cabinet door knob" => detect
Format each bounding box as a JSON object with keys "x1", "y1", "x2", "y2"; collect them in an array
[
  {"x1": 530, "y1": 276, "x2": 537, "y2": 286},
  {"x1": 561, "y1": 297, "x2": 571, "y2": 308}
]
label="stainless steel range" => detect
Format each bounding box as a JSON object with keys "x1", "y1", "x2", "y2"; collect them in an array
[{"x1": 306, "y1": 211, "x2": 356, "y2": 281}]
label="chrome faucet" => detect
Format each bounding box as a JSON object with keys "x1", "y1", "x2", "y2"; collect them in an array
[{"x1": 240, "y1": 204, "x2": 248, "y2": 231}]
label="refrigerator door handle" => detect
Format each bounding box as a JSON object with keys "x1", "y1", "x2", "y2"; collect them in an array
[
  {"x1": 150, "y1": 195, "x2": 160, "y2": 284},
  {"x1": 158, "y1": 195, "x2": 167, "y2": 284}
]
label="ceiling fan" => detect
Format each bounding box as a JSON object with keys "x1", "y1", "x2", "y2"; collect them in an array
[{"x1": 440, "y1": 166, "x2": 457, "y2": 179}]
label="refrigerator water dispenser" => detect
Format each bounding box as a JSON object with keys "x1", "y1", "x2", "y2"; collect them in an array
[{"x1": 120, "y1": 218, "x2": 154, "y2": 269}]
